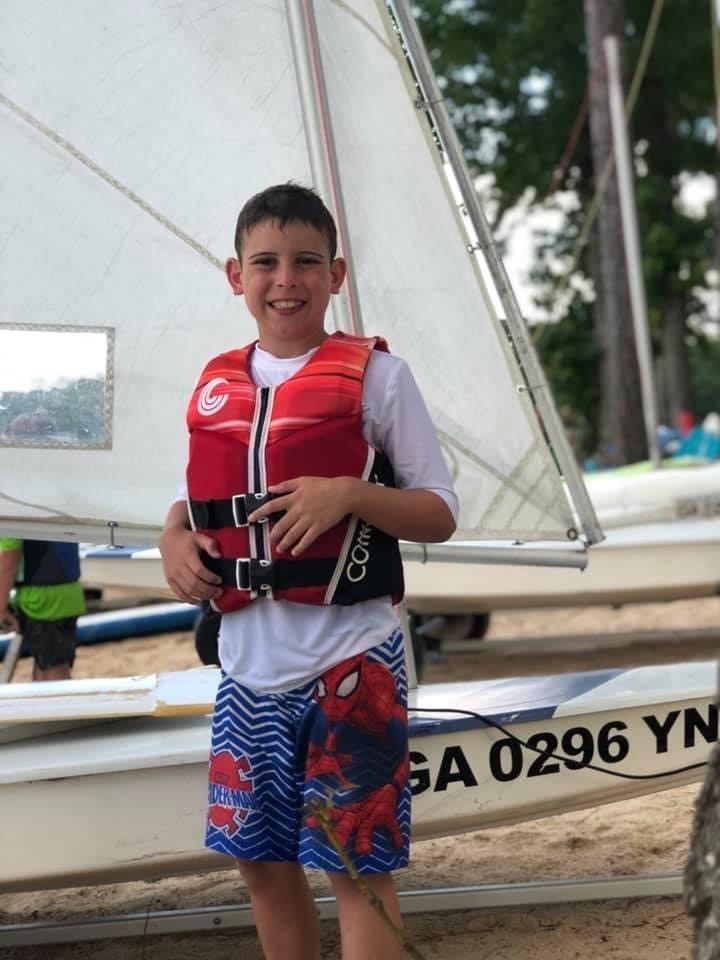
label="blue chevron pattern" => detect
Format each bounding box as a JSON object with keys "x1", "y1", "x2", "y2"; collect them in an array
[
  {"x1": 205, "y1": 631, "x2": 410, "y2": 874},
  {"x1": 205, "y1": 673, "x2": 314, "y2": 861}
]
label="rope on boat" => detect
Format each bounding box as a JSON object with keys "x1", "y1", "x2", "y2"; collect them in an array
[{"x1": 411, "y1": 706, "x2": 708, "y2": 781}]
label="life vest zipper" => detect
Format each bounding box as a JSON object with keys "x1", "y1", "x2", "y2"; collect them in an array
[{"x1": 248, "y1": 386, "x2": 273, "y2": 597}]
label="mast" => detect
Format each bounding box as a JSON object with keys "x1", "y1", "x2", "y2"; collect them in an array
[
  {"x1": 285, "y1": 0, "x2": 364, "y2": 335},
  {"x1": 603, "y1": 35, "x2": 661, "y2": 467}
]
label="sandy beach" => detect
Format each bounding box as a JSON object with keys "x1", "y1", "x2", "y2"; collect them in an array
[{"x1": 3, "y1": 594, "x2": 718, "y2": 959}]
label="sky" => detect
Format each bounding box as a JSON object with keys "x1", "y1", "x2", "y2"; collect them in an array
[{"x1": 0, "y1": 329, "x2": 107, "y2": 394}]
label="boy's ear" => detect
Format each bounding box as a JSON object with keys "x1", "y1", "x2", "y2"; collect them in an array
[
  {"x1": 330, "y1": 257, "x2": 347, "y2": 295},
  {"x1": 225, "y1": 257, "x2": 243, "y2": 295}
]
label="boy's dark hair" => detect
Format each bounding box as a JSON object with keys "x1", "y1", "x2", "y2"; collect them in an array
[{"x1": 234, "y1": 183, "x2": 338, "y2": 261}]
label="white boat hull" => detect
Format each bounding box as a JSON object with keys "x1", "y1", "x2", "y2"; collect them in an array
[
  {"x1": 586, "y1": 460, "x2": 720, "y2": 528},
  {"x1": 82, "y1": 517, "x2": 720, "y2": 615},
  {"x1": 1, "y1": 664, "x2": 714, "y2": 892}
]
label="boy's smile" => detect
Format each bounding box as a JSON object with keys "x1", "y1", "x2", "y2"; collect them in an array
[{"x1": 225, "y1": 219, "x2": 346, "y2": 358}]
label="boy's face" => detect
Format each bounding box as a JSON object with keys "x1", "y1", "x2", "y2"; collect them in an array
[{"x1": 225, "y1": 219, "x2": 346, "y2": 357}]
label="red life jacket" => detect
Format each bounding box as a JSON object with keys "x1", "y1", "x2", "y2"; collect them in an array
[{"x1": 185, "y1": 332, "x2": 405, "y2": 613}]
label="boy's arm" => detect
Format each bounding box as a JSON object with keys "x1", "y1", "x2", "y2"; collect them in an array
[
  {"x1": 159, "y1": 500, "x2": 222, "y2": 604},
  {"x1": 250, "y1": 353, "x2": 458, "y2": 556},
  {"x1": 347, "y1": 481, "x2": 455, "y2": 542},
  {"x1": 251, "y1": 477, "x2": 454, "y2": 557},
  {"x1": 0, "y1": 545, "x2": 21, "y2": 631}
]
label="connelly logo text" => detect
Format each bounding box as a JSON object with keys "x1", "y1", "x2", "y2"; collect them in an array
[{"x1": 346, "y1": 521, "x2": 373, "y2": 582}]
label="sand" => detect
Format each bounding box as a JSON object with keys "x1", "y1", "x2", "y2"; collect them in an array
[{"x1": 3, "y1": 594, "x2": 719, "y2": 959}]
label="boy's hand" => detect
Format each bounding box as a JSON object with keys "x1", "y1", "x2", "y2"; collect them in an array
[
  {"x1": 159, "y1": 527, "x2": 223, "y2": 604},
  {"x1": 250, "y1": 476, "x2": 355, "y2": 556}
]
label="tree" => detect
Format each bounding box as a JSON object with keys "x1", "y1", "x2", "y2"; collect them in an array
[
  {"x1": 414, "y1": 0, "x2": 716, "y2": 459},
  {"x1": 583, "y1": 0, "x2": 645, "y2": 464}
]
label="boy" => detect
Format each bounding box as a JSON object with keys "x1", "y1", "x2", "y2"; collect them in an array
[{"x1": 160, "y1": 183, "x2": 457, "y2": 960}]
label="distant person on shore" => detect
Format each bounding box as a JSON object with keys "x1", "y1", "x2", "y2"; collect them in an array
[
  {"x1": 0, "y1": 538, "x2": 85, "y2": 681},
  {"x1": 159, "y1": 183, "x2": 458, "y2": 960}
]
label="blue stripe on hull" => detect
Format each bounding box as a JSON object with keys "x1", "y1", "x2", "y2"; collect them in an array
[{"x1": 410, "y1": 669, "x2": 625, "y2": 736}]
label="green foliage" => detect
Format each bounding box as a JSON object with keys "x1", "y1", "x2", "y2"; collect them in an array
[
  {"x1": 415, "y1": 0, "x2": 715, "y2": 204},
  {"x1": 414, "y1": 1, "x2": 593, "y2": 210},
  {"x1": 689, "y1": 333, "x2": 720, "y2": 417},
  {"x1": 414, "y1": 0, "x2": 717, "y2": 425},
  {"x1": 0, "y1": 379, "x2": 106, "y2": 446},
  {"x1": 535, "y1": 308, "x2": 601, "y2": 457}
]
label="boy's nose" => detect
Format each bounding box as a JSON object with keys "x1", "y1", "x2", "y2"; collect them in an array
[{"x1": 275, "y1": 265, "x2": 298, "y2": 287}]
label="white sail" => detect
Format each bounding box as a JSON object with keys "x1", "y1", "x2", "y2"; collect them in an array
[{"x1": 0, "y1": 0, "x2": 596, "y2": 546}]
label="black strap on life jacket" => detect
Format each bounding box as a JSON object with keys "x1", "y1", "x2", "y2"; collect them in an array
[
  {"x1": 202, "y1": 554, "x2": 337, "y2": 593},
  {"x1": 189, "y1": 492, "x2": 275, "y2": 530},
  {"x1": 196, "y1": 450, "x2": 405, "y2": 604}
]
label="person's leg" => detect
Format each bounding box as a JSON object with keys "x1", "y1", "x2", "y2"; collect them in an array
[
  {"x1": 329, "y1": 871, "x2": 402, "y2": 960},
  {"x1": 24, "y1": 616, "x2": 76, "y2": 682},
  {"x1": 204, "y1": 675, "x2": 322, "y2": 958},
  {"x1": 33, "y1": 662, "x2": 72, "y2": 681},
  {"x1": 237, "y1": 860, "x2": 320, "y2": 960},
  {"x1": 299, "y1": 630, "x2": 411, "y2": 959}
]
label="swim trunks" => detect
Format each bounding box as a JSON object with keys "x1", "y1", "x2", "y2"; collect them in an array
[{"x1": 205, "y1": 629, "x2": 410, "y2": 873}]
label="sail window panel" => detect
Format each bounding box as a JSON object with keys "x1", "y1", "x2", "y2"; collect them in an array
[{"x1": 0, "y1": 327, "x2": 112, "y2": 450}]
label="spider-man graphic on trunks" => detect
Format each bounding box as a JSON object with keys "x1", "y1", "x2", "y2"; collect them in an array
[
  {"x1": 304, "y1": 650, "x2": 409, "y2": 858},
  {"x1": 207, "y1": 749, "x2": 257, "y2": 837}
]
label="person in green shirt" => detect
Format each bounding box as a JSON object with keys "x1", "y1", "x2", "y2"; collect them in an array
[{"x1": 0, "y1": 538, "x2": 86, "y2": 681}]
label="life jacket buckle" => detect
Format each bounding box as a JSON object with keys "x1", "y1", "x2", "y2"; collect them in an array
[
  {"x1": 234, "y1": 557, "x2": 275, "y2": 592},
  {"x1": 231, "y1": 492, "x2": 272, "y2": 527}
]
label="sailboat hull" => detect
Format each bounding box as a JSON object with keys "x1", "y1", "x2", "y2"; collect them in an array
[
  {"x1": 81, "y1": 517, "x2": 720, "y2": 615},
  {"x1": 1, "y1": 664, "x2": 713, "y2": 892}
]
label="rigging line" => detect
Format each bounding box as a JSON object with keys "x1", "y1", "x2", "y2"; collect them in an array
[
  {"x1": 0, "y1": 490, "x2": 74, "y2": 520},
  {"x1": 544, "y1": 88, "x2": 590, "y2": 200},
  {"x1": 0, "y1": 92, "x2": 225, "y2": 273},
  {"x1": 331, "y1": 0, "x2": 393, "y2": 54},
  {"x1": 534, "y1": 0, "x2": 666, "y2": 332}
]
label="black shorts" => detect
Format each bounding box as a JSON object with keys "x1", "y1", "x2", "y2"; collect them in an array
[{"x1": 18, "y1": 614, "x2": 77, "y2": 670}]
